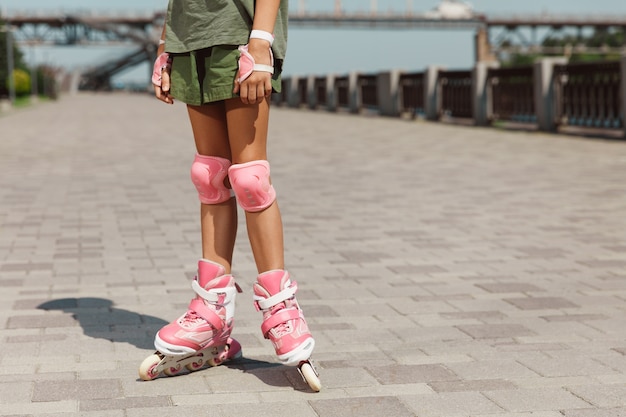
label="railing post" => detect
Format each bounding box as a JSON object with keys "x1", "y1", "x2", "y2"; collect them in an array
[
  {"x1": 377, "y1": 69, "x2": 402, "y2": 117},
  {"x1": 621, "y1": 54, "x2": 626, "y2": 138},
  {"x1": 348, "y1": 71, "x2": 359, "y2": 113},
  {"x1": 424, "y1": 65, "x2": 442, "y2": 121},
  {"x1": 306, "y1": 75, "x2": 316, "y2": 109},
  {"x1": 286, "y1": 76, "x2": 300, "y2": 108},
  {"x1": 326, "y1": 73, "x2": 337, "y2": 111},
  {"x1": 473, "y1": 61, "x2": 499, "y2": 126},
  {"x1": 534, "y1": 57, "x2": 567, "y2": 132}
]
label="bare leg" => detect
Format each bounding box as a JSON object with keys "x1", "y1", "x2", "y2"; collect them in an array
[
  {"x1": 225, "y1": 97, "x2": 284, "y2": 273},
  {"x1": 187, "y1": 103, "x2": 238, "y2": 272}
]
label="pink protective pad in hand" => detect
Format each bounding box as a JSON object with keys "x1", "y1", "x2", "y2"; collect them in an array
[
  {"x1": 236, "y1": 45, "x2": 274, "y2": 84},
  {"x1": 151, "y1": 53, "x2": 172, "y2": 87}
]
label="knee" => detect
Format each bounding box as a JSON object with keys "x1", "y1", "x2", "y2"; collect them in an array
[
  {"x1": 190, "y1": 154, "x2": 233, "y2": 204},
  {"x1": 228, "y1": 160, "x2": 276, "y2": 212}
]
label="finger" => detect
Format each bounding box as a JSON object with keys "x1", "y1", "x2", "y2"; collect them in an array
[
  {"x1": 247, "y1": 88, "x2": 257, "y2": 105},
  {"x1": 154, "y1": 85, "x2": 165, "y2": 101},
  {"x1": 264, "y1": 80, "x2": 272, "y2": 97},
  {"x1": 239, "y1": 83, "x2": 249, "y2": 104},
  {"x1": 257, "y1": 83, "x2": 265, "y2": 103},
  {"x1": 161, "y1": 71, "x2": 171, "y2": 92}
]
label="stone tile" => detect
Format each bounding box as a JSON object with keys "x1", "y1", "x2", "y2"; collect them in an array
[
  {"x1": 80, "y1": 396, "x2": 171, "y2": 412},
  {"x1": 7, "y1": 314, "x2": 78, "y2": 329},
  {"x1": 483, "y1": 388, "x2": 592, "y2": 412},
  {"x1": 457, "y1": 324, "x2": 535, "y2": 339},
  {"x1": 0, "y1": 381, "x2": 33, "y2": 404},
  {"x1": 32, "y1": 379, "x2": 121, "y2": 402},
  {"x1": 504, "y1": 297, "x2": 579, "y2": 310},
  {"x1": 518, "y1": 357, "x2": 617, "y2": 378},
  {"x1": 440, "y1": 311, "x2": 508, "y2": 321},
  {"x1": 387, "y1": 264, "x2": 448, "y2": 274},
  {"x1": 562, "y1": 408, "x2": 626, "y2": 417},
  {"x1": 476, "y1": 283, "x2": 545, "y2": 293},
  {"x1": 367, "y1": 364, "x2": 458, "y2": 385},
  {"x1": 310, "y1": 396, "x2": 415, "y2": 417},
  {"x1": 446, "y1": 360, "x2": 540, "y2": 380},
  {"x1": 567, "y1": 384, "x2": 626, "y2": 407},
  {"x1": 429, "y1": 379, "x2": 517, "y2": 393},
  {"x1": 402, "y1": 392, "x2": 504, "y2": 416},
  {"x1": 541, "y1": 314, "x2": 608, "y2": 322}
]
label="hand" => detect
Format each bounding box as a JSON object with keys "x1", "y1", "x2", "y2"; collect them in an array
[
  {"x1": 233, "y1": 40, "x2": 273, "y2": 105},
  {"x1": 154, "y1": 68, "x2": 174, "y2": 105}
]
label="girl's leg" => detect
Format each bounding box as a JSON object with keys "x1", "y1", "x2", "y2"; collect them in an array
[
  {"x1": 144, "y1": 102, "x2": 242, "y2": 371},
  {"x1": 224, "y1": 97, "x2": 284, "y2": 273},
  {"x1": 187, "y1": 102, "x2": 238, "y2": 271},
  {"x1": 224, "y1": 97, "x2": 316, "y2": 372}
]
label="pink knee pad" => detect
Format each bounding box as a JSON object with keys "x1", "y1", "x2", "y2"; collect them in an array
[
  {"x1": 190, "y1": 155, "x2": 233, "y2": 204},
  {"x1": 228, "y1": 160, "x2": 276, "y2": 212}
]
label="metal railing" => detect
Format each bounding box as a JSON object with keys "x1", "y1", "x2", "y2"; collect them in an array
[
  {"x1": 439, "y1": 70, "x2": 473, "y2": 119},
  {"x1": 314, "y1": 76, "x2": 327, "y2": 108},
  {"x1": 399, "y1": 72, "x2": 425, "y2": 117},
  {"x1": 357, "y1": 74, "x2": 378, "y2": 110},
  {"x1": 553, "y1": 61, "x2": 623, "y2": 129},
  {"x1": 487, "y1": 66, "x2": 535, "y2": 123},
  {"x1": 276, "y1": 57, "x2": 626, "y2": 138},
  {"x1": 334, "y1": 75, "x2": 350, "y2": 109}
]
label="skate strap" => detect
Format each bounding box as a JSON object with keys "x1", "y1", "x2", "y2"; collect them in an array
[
  {"x1": 189, "y1": 298, "x2": 225, "y2": 330},
  {"x1": 261, "y1": 307, "x2": 302, "y2": 336},
  {"x1": 237, "y1": 44, "x2": 274, "y2": 84},
  {"x1": 192, "y1": 278, "x2": 238, "y2": 303},
  {"x1": 255, "y1": 282, "x2": 298, "y2": 311}
]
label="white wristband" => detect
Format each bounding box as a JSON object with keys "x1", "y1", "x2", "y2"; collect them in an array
[{"x1": 249, "y1": 29, "x2": 274, "y2": 46}]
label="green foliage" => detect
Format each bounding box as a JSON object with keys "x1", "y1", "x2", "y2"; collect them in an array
[
  {"x1": 502, "y1": 27, "x2": 624, "y2": 66},
  {"x1": 11, "y1": 68, "x2": 31, "y2": 96},
  {"x1": 0, "y1": 15, "x2": 30, "y2": 97}
]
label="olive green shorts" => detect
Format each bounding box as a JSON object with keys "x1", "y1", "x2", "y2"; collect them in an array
[{"x1": 170, "y1": 45, "x2": 282, "y2": 106}]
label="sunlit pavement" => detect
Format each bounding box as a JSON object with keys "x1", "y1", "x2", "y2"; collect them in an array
[{"x1": 1, "y1": 93, "x2": 626, "y2": 416}]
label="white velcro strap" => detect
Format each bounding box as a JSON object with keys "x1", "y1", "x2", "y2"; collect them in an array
[
  {"x1": 253, "y1": 64, "x2": 275, "y2": 74},
  {"x1": 250, "y1": 29, "x2": 274, "y2": 46},
  {"x1": 192, "y1": 279, "x2": 237, "y2": 303},
  {"x1": 255, "y1": 284, "x2": 297, "y2": 310}
]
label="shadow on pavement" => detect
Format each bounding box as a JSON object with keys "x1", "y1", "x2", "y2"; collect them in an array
[
  {"x1": 37, "y1": 297, "x2": 313, "y2": 390},
  {"x1": 37, "y1": 297, "x2": 167, "y2": 351}
]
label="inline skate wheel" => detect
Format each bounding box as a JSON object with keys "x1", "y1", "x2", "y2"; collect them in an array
[
  {"x1": 185, "y1": 356, "x2": 206, "y2": 371},
  {"x1": 299, "y1": 361, "x2": 321, "y2": 392},
  {"x1": 138, "y1": 354, "x2": 162, "y2": 381}
]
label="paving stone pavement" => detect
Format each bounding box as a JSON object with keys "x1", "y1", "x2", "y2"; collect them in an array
[{"x1": 1, "y1": 93, "x2": 626, "y2": 417}]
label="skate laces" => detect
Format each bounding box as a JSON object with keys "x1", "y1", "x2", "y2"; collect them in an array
[
  {"x1": 264, "y1": 301, "x2": 296, "y2": 338},
  {"x1": 178, "y1": 295, "x2": 226, "y2": 329}
]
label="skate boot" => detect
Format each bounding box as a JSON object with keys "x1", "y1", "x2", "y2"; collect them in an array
[
  {"x1": 254, "y1": 270, "x2": 321, "y2": 391},
  {"x1": 139, "y1": 259, "x2": 242, "y2": 380}
]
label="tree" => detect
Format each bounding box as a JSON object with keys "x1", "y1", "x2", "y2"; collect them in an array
[
  {"x1": 502, "y1": 27, "x2": 624, "y2": 66},
  {"x1": 0, "y1": 14, "x2": 28, "y2": 98}
]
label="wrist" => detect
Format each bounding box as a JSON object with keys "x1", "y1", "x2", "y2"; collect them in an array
[{"x1": 249, "y1": 29, "x2": 274, "y2": 46}]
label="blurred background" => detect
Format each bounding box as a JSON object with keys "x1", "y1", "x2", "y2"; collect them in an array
[{"x1": 1, "y1": 0, "x2": 625, "y2": 100}]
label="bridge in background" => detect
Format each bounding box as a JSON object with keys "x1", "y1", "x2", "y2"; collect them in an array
[{"x1": 3, "y1": 2, "x2": 626, "y2": 89}]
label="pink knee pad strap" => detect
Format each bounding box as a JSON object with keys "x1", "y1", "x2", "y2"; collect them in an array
[
  {"x1": 190, "y1": 155, "x2": 233, "y2": 205},
  {"x1": 228, "y1": 160, "x2": 276, "y2": 212}
]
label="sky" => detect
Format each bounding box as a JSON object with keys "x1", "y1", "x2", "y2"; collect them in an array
[{"x1": 2, "y1": 0, "x2": 626, "y2": 84}]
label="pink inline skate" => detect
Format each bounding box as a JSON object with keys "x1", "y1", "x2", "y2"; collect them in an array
[
  {"x1": 139, "y1": 259, "x2": 242, "y2": 380},
  {"x1": 254, "y1": 269, "x2": 321, "y2": 391}
]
